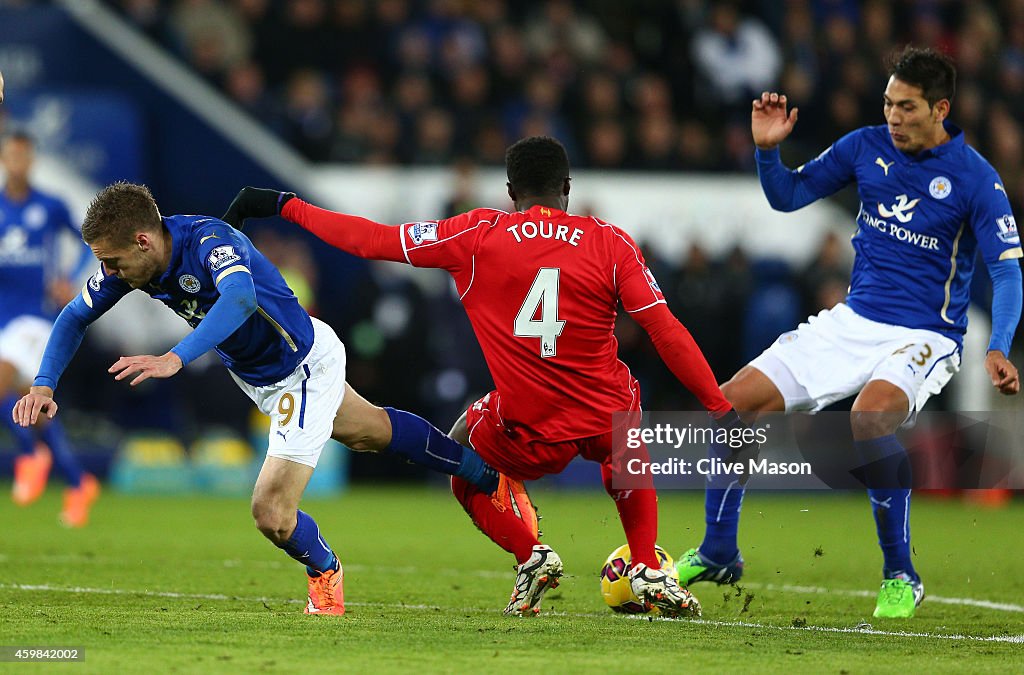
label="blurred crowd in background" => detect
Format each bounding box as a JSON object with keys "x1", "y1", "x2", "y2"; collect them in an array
[
  {"x1": 106, "y1": 0, "x2": 1024, "y2": 216},
  {"x1": 6, "y1": 0, "x2": 1019, "y2": 474}
]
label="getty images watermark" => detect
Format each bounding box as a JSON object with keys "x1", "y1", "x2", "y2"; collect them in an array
[
  {"x1": 622, "y1": 422, "x2": 809, "y2": 478},
  {"x1": 610, "y1": 411, "x2": 1024, "y2": 490}
]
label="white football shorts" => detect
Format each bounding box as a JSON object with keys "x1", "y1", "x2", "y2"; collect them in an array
[
  {"x1": 749, "y1": 303, "x2": 960, "y2": 414},
  {"x1": 0, "y1": 315, "x2": 54, "y2": 385},
  {"x1": 230, "y1": 317, "x2": 347, "y2": 467}
]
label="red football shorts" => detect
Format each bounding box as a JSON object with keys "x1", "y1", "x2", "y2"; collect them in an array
[{"x1": 464, "y1": 390, "x2": 640, "y2": 481}]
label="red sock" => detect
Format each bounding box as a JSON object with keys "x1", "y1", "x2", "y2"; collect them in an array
[
  {"x1": 451, "y1": 476, "x2": 539, "y2": 564},
  {"x1": 601, "y1": 461, "x2": 659, "y2": 568}
]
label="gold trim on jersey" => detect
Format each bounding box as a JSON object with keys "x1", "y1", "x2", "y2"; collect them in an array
[
  {"x1": 82, "y1": 285, "x2": 93, "y2": 308},
  {"x1": 215, "y1": 264, "x2": 250, "y2": 285},
  {"x1": 200, "y1": 234, "x2": 220, "y2": 244},
  {"x1": 940, "y1": 223, "x2": 966, "y2": 325},
  {"x1": 998, "y1": 247, "x2": 1023, "y2": 261},
  {"x1": 257, "y1": 307, "x2": 298, "y2": 352}
]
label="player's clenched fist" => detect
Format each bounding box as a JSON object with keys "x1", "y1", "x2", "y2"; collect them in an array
[{"x1": 12, "y1": 386, "x2": 58, "y2": 426}]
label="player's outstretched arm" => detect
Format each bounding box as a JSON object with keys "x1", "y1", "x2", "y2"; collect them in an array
[
  {"x1": 223, "y1": 186, "x2": 409, "y2": 263},
  {"x1": 282, "y1": 197, "x2": 408, "y2": 263},
  {"x1": 751, "y1": 91, "x2": 798, "y2": 150}
]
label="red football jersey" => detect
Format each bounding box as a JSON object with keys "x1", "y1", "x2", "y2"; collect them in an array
[{"x1": 399, "y1": 205, "x2": 664, "y2": 442}]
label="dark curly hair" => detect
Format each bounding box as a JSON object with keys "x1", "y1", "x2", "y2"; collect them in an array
[
  {"x1": 886, "y1": 45, "x2": 956, "y2": 108},
  {"x1": 505, "y1": 136, "x2": 570, "y2": 198},
  {"x1": 81, "y1": 181, "x2": 162, "y2": 245}
]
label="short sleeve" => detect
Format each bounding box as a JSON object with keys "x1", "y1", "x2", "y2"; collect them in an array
[
  {"x1": 194, "y1": 220, "x2": 254, "y2": 286},
  {"x1": 611, "y1": 226, "x2": 666, "y2": 313},
  {"x1": 401, "y1": 208, "x2": 503, "y2": 272},
  {"x1": 969, "y1": 175, "x2": 1023, "y2": 264}
]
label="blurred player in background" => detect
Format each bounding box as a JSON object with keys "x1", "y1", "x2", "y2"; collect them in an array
[
  {"x1": 675, "y1": 46, "x2": 1022, "y2": 619},
  {"x1": 0, "y1": 131, "x2": 98, "y2": 526},
  {"x1": 13, "y1": 182, "x2": 501, "y2": 615},
  {"x1": 222, "y1": 136, "x2": 746, "y2": 618}
]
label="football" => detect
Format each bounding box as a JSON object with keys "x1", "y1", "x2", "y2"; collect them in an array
[{"x1": 600, "y1": 543, "x2": 678, "y2": 613}]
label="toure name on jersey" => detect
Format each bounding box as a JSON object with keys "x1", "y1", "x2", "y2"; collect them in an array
[
  {"x1": 857, "y1": 202, "x2": 940, "y2": 251},
  {"x1": 506, "y1": 219, "x2": 585, "y2": 247}
]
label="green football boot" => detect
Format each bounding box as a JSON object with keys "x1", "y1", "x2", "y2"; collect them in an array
[
  {"x1": 675, "y1": 547, "x2": 744, "y2": 586},
  {"x1": 873, "y1": 572, "x2": 925, "y2": 618}
]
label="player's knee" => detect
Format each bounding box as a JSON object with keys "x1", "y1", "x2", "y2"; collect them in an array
[
  {"x1": 721, "y1": 366, "x2": 785, "y2": 415},
  {"x1": 720, "y1": 378, "x2": 760, "y2": 415},
  {"x1": 448, "y1": 412, "x2": 469, "y2": 446},
  {"x1": 332, "y1": 406, "x2": 390, "y2": 453},
  {"x1": 849, "y1": 410, "x2": 903, "y2": 440},
  {"x1": 334, "y1": 429, "x2": 383, "y2": 453},
  {"x1": 251, "y1": 499, "x2": 294, "y2": 544}
]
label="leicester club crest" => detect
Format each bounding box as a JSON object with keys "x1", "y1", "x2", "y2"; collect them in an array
[
  {"x1": 179, "y1": 274, "x2": 201, "y2": 293},
  {"x1": 929, "y1": 176, "x2": 951, "y2": 200}
]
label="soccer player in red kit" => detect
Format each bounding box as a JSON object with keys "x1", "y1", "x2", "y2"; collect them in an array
[{"x1": 223, "y1": 136, "x2": 739, "y2": 617}]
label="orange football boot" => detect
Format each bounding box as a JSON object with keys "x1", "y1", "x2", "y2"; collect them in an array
[
  {"x1": 12, "y1": 443, "x2": 52, "y2": 506},
  {"x1": 305, "y1": 564, "x2": 345, "y2": 615},
  {"x1": 59, "y1": 473, "x2": 100, "y2": 528}
]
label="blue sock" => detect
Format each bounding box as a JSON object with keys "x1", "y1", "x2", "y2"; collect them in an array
[
  {"x1": 39, "y1": 420, "x2": 83, "y2": 488},
  {"x1": 699, "y1": 441, "x2": 744, "y2": 564},
  {"x1": 2, "y1": 395, "x2": 36, "y2": 455},
  {"x1": 854, "y1": 435, "x2": 917, "y2": 580},
  {"x1": 279, "y1": 510, "x2": 337, "y2": 576},
  {"x1": 383, "y1": 407, "x2": 499, "y2": 493}
]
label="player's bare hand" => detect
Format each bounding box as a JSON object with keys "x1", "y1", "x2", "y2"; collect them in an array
[
  {"x1": 109, "y1": 352, "x2": 184, "y2": 386},
  {"x1": 12, "y1": 386, "x2": 57, "y2": 426},
  {"x1": 984, "y1": 350, "x2": 1019, "y2": 395},
  {"x1": 751, "y1": 91, "x2": 798, "y2": 150}
]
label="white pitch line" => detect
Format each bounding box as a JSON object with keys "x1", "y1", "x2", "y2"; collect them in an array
[
  {"x1": 741, "y1": 582, "x2": 1024, "y2": 613},
  {"x1": 1, "y1": 583, "x2": 1022, "y2": 644},
  {"x1": 3, "y1": 553, "x2": 1021, "y2": 612}
]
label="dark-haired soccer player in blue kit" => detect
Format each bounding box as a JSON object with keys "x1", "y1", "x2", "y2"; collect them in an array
[
  {"x1": 12, "y1": 182, "x2": 499, "y2": 615},
  {"x1": 0, "y1": 131, "x2": 98, "y2": 526},
  {"x1": 676, "y1": 46, "x2": 1022, "y2": 618}
]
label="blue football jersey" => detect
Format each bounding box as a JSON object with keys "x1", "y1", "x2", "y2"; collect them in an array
[
  {"x1": 0, "y1": 187, "x2": 80, "y2": 328},
  {"x1": 789, "y1": 123, "x2": 1022, "y2": 343},
  {"x1": 81, "y1": 215, "x2": 314, "y2": 386}
]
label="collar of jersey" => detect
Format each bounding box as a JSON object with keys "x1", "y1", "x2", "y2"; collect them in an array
[
  {"x1": 890, "y1": 120, "x2": 964, "y2": 162},
  {"x1": 525, "y1": 204, "x2": 566, "y2": 215}
]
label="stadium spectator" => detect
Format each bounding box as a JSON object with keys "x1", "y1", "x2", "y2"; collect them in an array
[
  {"x1": 167, "y1": 0, "x2": 250, "y2": 80},
  {"x1": 691, "y1": 1, "x2": 782, "y2": 111}
]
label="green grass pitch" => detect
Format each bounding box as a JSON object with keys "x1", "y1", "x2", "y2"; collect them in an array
[{"x1": 1, "y1": 486, "x2": 1021, "y2": 673}]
